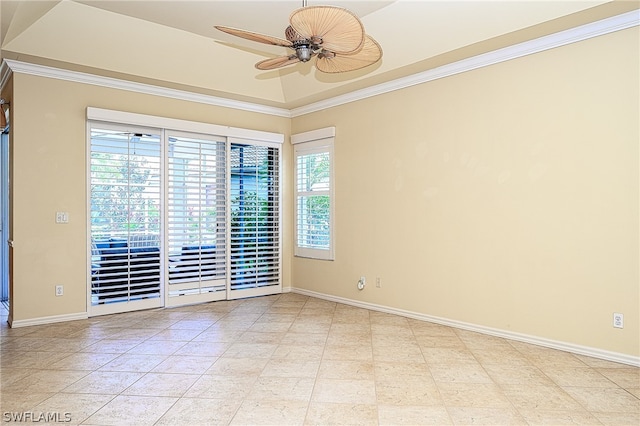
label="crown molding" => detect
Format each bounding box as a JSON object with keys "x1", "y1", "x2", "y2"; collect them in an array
[
  {"x1": 2, "y1": 10, "x2": 637, "y2": 118},
  {"x1": 291, "y1": 9, "x2": 639, "y2": 117},
  {"x1": 2, "y1": 59, "x2": 292, "y2": 118}
]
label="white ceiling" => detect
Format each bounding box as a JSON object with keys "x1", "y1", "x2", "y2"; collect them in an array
[{"x1": 1, "y1": 0, "x2": 635, "y2": 109}]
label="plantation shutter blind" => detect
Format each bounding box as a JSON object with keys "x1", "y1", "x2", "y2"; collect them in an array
[
  {"x1": 292, "y1": 129, "x2": 335, "y2": 260},
  {"x1": 167, "y1": 134, "x2": 226, "y2": 296},
  {"x1": 89, "y1": 127, "x2": 162, "y2": 304},
  {"x1": 229, "y1": 141, "x2": 280, "y2": 291}
]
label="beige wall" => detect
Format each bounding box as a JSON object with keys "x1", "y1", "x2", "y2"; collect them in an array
[
  {"x1": 291, "y1": 27, "x2": 639, "y2": 357},
  {"x1": 7, "y1": 26, "x2": 638, "y2": 358},
  {"x1": 9, "y1": 74, "x2": 291, "y2": 322}
]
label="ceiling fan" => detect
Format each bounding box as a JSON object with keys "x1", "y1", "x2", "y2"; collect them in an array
[{"x1": 215, "y1": 4, "x2": 382, "y2": 73}]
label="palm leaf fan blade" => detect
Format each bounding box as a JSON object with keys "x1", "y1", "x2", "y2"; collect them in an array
[
  {"x1": 215, "y1": 26, "x2": 292, "y2": 48},
  {"x1": 316, "y1": 35, "x2": 382, "y2": 73},
  {"x1": 256, "y1": 55, "x2": 301, "y2": 70},
  {"x1": 289, "y1": 6, "x2": 364, "y2": 54}
]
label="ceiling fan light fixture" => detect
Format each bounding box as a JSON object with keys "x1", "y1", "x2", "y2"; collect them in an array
[
  {"x1": 295, "y1": 44, "x2": 313, "y2": 62},
  {"x1": 215, "y1": 4, "x2": 382, "y2": 74}
]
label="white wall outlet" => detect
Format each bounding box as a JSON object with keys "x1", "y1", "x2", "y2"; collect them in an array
[
  {"x1": 613, "y1": 313, "x2": 623, "y2": 329},
  {"x1": 357, "y1": 276, "x2": 366, "y2": 290},
  {"x1": 55, "y1": 212, "x2": 69, "y2": 224},
  {"x1": 376, "y1": 277, "x2": 381, "y2": 288},
  {"x1": 55, "y1": 285, "x2": 63, "y2": 296}
]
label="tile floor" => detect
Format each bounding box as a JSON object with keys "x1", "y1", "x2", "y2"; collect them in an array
[{"x1": 1, "y1": 293, "x2": 638, "y2": 425}]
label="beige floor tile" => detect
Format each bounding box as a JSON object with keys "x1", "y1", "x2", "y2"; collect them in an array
[
  {"x1": 447, "y1": 407, "x2": 527, "y2": 425},
  {"x1": 326, "y1": 331, "x2": 372, "y2": 346},
  {"x1": 592, "y1": 411, "x2": 640, "y2": 426},
  {"x1": 206, "y1": 357, "x2": 269, "y2": 376},
  {"x1": 422, "y1": 347, "x2": 478, "y2": 365},
  {"x1": 0, "y1": 368, "x2": 34, "y2": 387},
  {"x1": 0, "y1": 392, "x2": 57, "y2": 412},
  {"x1": 501, "y1": 384, "x2": 585, "y2": 411},
  {"x1": 0, "y1": 350, "x2": 72, "y2": 369},
  {"x1": 33, "y1": 393, "x2": 116, "y2": 425},
  {"x1": 330, "y1": 323, "x2": 372, "y2": 334},
  {"x1": 280, "y1": 331, "x2": 328, "y2": 346},
  {"x1": 127, "y1": 340, "x2": 186, "y2": 356},
  {"x1": 371, "y1": 324, "x2": 414, "y2": 338},
  {"x1": 152, "y1": 354, "x2": 217, "y2": 374},
  {"x1": 98, "y1": 353, "x2": 167, "y2": 373},
  {"x1": 415, "y1": 335, "x2": 467, "y2": 349},
  {"x1": 322, "y1": 344, "x2": 373, "y2": 361},
  {"x1": 246, "y1": 377, "x2": 316, "y2": 402},
  {"x1": 237, "y1": 330, "x2": 286, "y2": 344},
  {"x1": 184, "y1": 374, "x2": 257, "y2": 399},
  {"x1": 272, "y1": 343, "x2": 326, "y2": 360},
  {"x1": 192, "y1": 328, "x2": 245, "y2": 342},
  {"x1": 438, "y1": 382, "x2": 512, "y2": 408},
  {"x1": 470, "y1": 348, "x2": 532, "y2": 366},
  {"x1": 318, "y1": 359, "x2": 375, "y2": 380},
  {"x1": 168, "y1": 319, "x2": 216, "y2": 330},
  {"x1": 260, "y1": 358, "x2": 320, "y2": 378},
  {"x1": 378, "y1": 405, "x2": 452, "y2": 425},
  {"x1": 155, "y1": 397, "x2": 241, "y2": 426},
  {"x1": 562, "y1": 386, "x2": 640, "y2": 413},
  {"x1": 2, "y1": 369, "x2": 89, "y2": 394},
  {"x1": 312, "y1": 378, "x2": 377, "y2": 405},
  {"x1": 82, "y1": 395, "x2": 177, "y2": 426},
  {"x1": 596, "y1": 367, "x2": 640, "y2": 389},
  {"x1": 80, "y1": 339, "x2": 141, "y2": 354},
  {"x1": 518, "y1": 408, "x2": 603, "y2": 425},
  {"x1": 47, "y1": 352, "x2": 118, "y2": 371},
  {"x1": 172, "y1": 340, "x2": 230, "y2": 357},
  {"x1": 145, "y1": 328, "x2": 202, "y2": 341},
  {"x1": 374, "y1": 361, "x2": 431, "y2": 380},
  {"x1": 306, "y1": 402, "x2": 378, "y2": 426},
  {"x1": 232, "y1": 398, "x2": 309, "y2": 425},
  {"x1": 429, "y1": 363, "x2": 493, "y2": 384},
  {"x1": 2, "y1": 294, "x2": 637, "y2": 426},
  {"x1": 122, "y1": 372, "x2": 200, "y2": 397},
  {"x1": 376, "y1": 377, "x2": 442, "y2": 406},
  {"x1": 221, "y1": 342, "x2": 278, "y2": 359},
  {"x1": 36, "y1": 337, "x2": 100, "y2": 353},
  {"x1": 62, "y1": 371, "x2": 144, "y2": 394},
  {"x1": 373, "y1": 343, "x2": 425, "y2": 363},
  {"x1": 544, "y1": 366, "x2": 620, "y2": 388},
  {"x1": 248, "y1": 320, "x2": 293, "y2": 332},
  {"x1": 483, "y1": 364, "x2": 555, "y2": 386}
]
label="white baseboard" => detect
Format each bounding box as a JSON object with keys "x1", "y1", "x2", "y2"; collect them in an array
[
  {"x1": 9, "y1": 312, "x2": 88, "y2": 328},
  {"x1": 291, "y1": 287, "x2": 640, "y2": 367}
]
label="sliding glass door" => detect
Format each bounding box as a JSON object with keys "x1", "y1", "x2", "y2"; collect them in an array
[
  {"x1": 228, "y1": 141, "x2": 281, "y2": 299},
  {"x1": 166, "y1": 132, "x2": 227, "y2": 306},
  {"x1": 88, "y1": 116, "x2": 282, "y2": 316},
  {"x1": 89, "y1": 126, "x2": 162, "y2": 315}
]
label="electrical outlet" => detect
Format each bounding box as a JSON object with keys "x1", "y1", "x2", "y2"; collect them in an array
[
  {"x1": 55, "y1": 212, "x2": 69, "y2": 224},
  {"x1": 357, "y1": 276, "x2": 366, "y2": 290},
  {"x1": 613, "y1": 313, "x2": 623, "y2": 329},
  {"x1": 55, "y1": 285, "x2": 64, "y2": 296},
  {"x1": 376, "y1": 277, "x2": 381, "y2": 288}
]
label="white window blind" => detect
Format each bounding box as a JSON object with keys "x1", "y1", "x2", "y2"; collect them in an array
[
  {"x1": 229, "y1": 142, "x2": 280, "y2": 289},
  {"x1": 89, "y1": 127, "x2": 162, "y2": 304},
  {"x1": 292, "y1": 128, "x2": 334, "y2": 260},
  {"x1": 167, "y1": 134, "x2": 226, "y2": 296}
]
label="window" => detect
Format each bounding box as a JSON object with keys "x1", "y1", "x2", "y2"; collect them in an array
[{"x1": 292, "y1": 127, "x2": 335, "y2": 260}]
